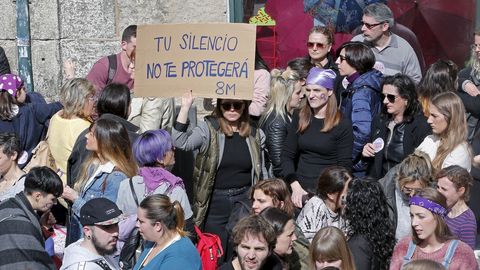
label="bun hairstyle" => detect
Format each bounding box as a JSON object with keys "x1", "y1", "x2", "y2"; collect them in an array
[{"x1": 140, "y1": 194, "x2": 187, "y2": 237}]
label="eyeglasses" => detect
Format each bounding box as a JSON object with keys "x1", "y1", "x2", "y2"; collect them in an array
[
  {"x1": 401, "y1": 186, "x2": 421, "y2": 197},
  {"x1": 338, "y1": 55, "x2": 347, "y2": 62},
  {"x1": 381, "y1": 93, "x2": 398, "y2": 103},
  {"x1": 221, "y1": 101, "x2": 244, "y2": 111},
  {"x1": 361, "y1": 21, "x2": 386, "y2": 30},
  {"x1": 307, "y1": 42, "x2": 328, "y2": 49},
  {"x1": 471, "y1": 44, "x2": 480, "y2": 50}
]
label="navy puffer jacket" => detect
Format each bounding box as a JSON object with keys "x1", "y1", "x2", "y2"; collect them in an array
[{"x1": 340, "y1": 69, "x2": 383, "y2": 172}]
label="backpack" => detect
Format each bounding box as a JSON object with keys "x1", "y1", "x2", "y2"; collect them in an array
[
  {"x1": 106, "y1": 54, "x2": 117, "y2": 85},
  {"x1": 194, "y1": 225, "x2": 223, "y2": 270},
  {"x1": 119, "y1": 178, "x2": 144, "y2": 270}
]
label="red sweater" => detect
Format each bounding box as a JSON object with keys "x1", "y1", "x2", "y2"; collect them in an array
[{"x1": 389, "y1": 236, "x2": 478, "y2": 270}]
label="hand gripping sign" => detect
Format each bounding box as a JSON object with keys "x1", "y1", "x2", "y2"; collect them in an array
[{"x1": 134, "y1": 23, "x2": 256, "y2": 100}]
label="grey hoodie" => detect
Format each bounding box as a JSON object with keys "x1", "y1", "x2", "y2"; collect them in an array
[{"x1": 61, "y1": 239, "x2": 119, "y2": 270}]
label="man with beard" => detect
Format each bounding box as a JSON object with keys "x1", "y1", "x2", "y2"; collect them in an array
[
  {"x1": 351, "y1": 3, "x2": 422, "y2": 84},
  {"x1": 61, "y1": 198, "x2": 122, "y2": 270},
  {"x1": 220, "y1": 215, "x2": 277, "y2": 270}
]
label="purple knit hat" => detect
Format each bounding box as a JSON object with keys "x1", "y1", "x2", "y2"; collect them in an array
[
  {"x1": 306, "y1": 67, "x2": 336, "y2": 91},
  {"x1": 0, "y1": 74, "x2": 23, "y2": 98}
]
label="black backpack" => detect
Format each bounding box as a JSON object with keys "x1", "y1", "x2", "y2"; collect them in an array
[{"x1": 119, "y1": 178, "x2": 144, "y2": 270}]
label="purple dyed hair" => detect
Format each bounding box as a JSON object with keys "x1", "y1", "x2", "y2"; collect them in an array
[{"x1": 133, "y1": 129, "x2": 173, "y2": 167}]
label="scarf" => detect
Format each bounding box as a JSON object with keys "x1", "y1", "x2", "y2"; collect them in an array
[{"x1": 139, "y1": 167, "x2": 185, "y2": 195}]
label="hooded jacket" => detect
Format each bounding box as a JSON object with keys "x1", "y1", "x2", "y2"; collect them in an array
[
  {"x1": 61, "y1": 239, "x2": 118, "y2": 270},
  {"x1": 340, "y1": 69, "x2": 383, "y2": 171}
]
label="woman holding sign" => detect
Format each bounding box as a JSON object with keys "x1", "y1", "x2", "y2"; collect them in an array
[
  {"x1": 173, "y1": 91, "x2": 265, "y2": 259},
  {"x1": 361, "y1": 74, "x2": 431, "y2": 179}
]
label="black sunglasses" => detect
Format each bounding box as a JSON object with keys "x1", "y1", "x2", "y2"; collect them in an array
[
  {"x1": 361, "y1": 21, "x2": 386, "y2": 30},
  {"x1": 381, "y1": 93, "x2": 398, "y2": 103},
  {"x1": 221, "y1": 101, "x2": 244, "y2": 111}
]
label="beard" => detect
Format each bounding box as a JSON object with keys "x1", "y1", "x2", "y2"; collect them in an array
[{"x1": 92, "y1": 233, "x2": 117, "y2": 256}]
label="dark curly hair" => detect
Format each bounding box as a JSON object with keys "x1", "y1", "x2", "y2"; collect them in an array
[{"x1": 344, "y1": 178, "x2": 395, "y2": 270}]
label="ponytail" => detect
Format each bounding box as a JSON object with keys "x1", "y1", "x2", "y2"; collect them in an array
[
  {"x1": 140, "y1": 194, "x2": 188, "y2": 237},
  {"x1": 172, "y1": 200, "x2": 186, "y2": 237}
]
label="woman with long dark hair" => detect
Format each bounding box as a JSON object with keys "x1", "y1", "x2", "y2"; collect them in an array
[
  {"x1": 62, "y1": 117, "x2": 137, "y2": 243},
  {"x1": 345, "y1": 178, "x2": 396, "y2": 270},
  {"x1": 362, "y1": 74, "x2": 431, "y2": 178},
  {"x1": 173, "y1": 90, "x2": 265, "y2": 259}
]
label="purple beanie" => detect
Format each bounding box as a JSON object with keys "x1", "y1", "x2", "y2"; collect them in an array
[
  {"x1": 306, "y1": 67, "x2": 336, "y2": 90},
  {"x1": 0, "y1": 74, "x2": 23, "y2": 98}
]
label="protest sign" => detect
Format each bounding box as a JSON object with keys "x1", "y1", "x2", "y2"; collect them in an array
[{"x1": 135, "y1": 23, "x2": 256, "y2": 100}]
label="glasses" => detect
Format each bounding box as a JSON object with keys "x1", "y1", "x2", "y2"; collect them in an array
[
  {"x1": 401, "y1": 186, "x2": 421, "y2": 197},
  {"x1": 338, "y1": 55, "x2": 347, "y2": 62},
  {"x1": 361, "y1": 21, "x2": 386, "y2": 30},
  {"x1": 221, "y1": 101, "x2": 244, "y2": 111},
  {"x1": 381, "y1": 93, "x2": 398, "y2": 103},
  {"x1": 471, "y1": 44, "x2": 480, "y2": 50},
  {"x1": 307, "y1": 42, "x2": 328, "y2": 49}
]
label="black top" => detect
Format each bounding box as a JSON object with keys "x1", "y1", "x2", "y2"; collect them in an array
[
  {"x1": 214, "y1": 132, "x2": 252, "y2": 189},
  {"x1": 348, "y1": 234, "x2": 381, "y2": 270},
  {"x1": 281, "y1": 113, "x2": 353, "y2": 192}
]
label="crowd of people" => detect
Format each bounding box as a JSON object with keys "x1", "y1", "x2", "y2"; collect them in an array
[{"x1": 0, "y1": 2, "x2": 480, "y2": 270}]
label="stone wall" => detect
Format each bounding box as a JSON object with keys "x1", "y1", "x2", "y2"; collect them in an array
[{"x1": 0, "y1": 0, "x2": 228, "y2": 103}]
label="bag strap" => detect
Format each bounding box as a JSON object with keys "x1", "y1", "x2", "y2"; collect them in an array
[
  {"x1": 107, "y1": 54, "x2": 117, "y2": 85},
  {"x1": 402, "y1": 240, "x2": 416, "y2": 266},
  {"x1": 129, "y1": 177, "x2": 139, "y2": 207},
  {"x1": 442, "y1": 239, "x2": 459, "y2": 268},
  {"x1": 92, "y1": 258, "x2": 113, "y2": 270}
]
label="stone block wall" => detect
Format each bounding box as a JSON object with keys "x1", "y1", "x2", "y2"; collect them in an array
[{"x1": 0, "y1": 0, "x2": 228, "y2": 105}]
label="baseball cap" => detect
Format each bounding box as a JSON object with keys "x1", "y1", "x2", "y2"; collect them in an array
[{"x1": 80, "y1": 198, "x2": 123, "y2": 226}]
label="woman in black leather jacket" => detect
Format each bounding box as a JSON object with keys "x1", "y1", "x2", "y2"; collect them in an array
[
  {"x1": 362, "y1": 74, "x2": 431, "y2": 178},
  {"x1": 260, "y1": 68, "x2": 304, "y2": 177}
]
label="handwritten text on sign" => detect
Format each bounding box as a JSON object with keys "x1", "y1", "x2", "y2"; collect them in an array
[{"x1": 135, "y1": 24, "x2": 256, "y2": 100}]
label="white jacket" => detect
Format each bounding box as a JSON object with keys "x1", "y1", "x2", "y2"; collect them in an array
[{"x1": 61, "y1": 239, "x2": 119, "y2": 270}]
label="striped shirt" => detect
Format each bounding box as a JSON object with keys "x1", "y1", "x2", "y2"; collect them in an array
[{"x1": 445, "y1": 208, "x2": 477, "y2": 249}]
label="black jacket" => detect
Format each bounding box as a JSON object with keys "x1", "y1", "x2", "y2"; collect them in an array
[
  {"x1": 261, "y1": 112, "x2": 291, "y2": 178},
  {"x1": 0, "y1": 46, "x2": 10, "y2": 75},
  {"x1": 366, "y1": 113, "x2": 431, "y2": 179}
]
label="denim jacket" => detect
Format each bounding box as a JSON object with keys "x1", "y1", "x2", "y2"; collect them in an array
[{"x1": 71, "y1": 163, "x2": 127, "y2": 217}]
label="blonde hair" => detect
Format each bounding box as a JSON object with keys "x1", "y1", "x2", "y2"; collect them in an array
[
  {"x1": 397, "y1": 150, "x2": 434, "y2": 188},
  {"x1": 74, "y1": 118, "x2": 137, "y2": 191},
  {"x1": 310, "y1": 227, "x2": 356, "y2": 270},
  {"x1": 429, "y1": 92, "x2": 468, "y2": 170},
  {"x1": 260, "y1": 69, "x2": 300, "y2": 126},
  {"x1": 60, "y1": 78, "x2": 95, "y2": 120},
  {"x1": 140, "y1": 194, "x2": 187, "y2": 237}
]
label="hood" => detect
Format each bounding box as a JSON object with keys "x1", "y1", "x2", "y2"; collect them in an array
[
  {"x1": 352, "y1": 69, "x2": 383, "y2": 93},
  {"x1": 60, "y1": 239, "x2": 113, "y2": 269}
]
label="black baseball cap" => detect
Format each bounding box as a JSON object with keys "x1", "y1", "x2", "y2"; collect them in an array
[{"x1": 80, "y1": 198, "x2": 123, "y2": 226}]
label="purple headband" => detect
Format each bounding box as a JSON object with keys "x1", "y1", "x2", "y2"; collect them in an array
[
  {"x1": 0, "y1": 74, "x2": 23, "y2": 98},
  {"x1": 305, "y1": 67, "x2": 336, "y2": 91},
  {"x1": 409, "y1": 196, "x2": 447, "y2": 217}
]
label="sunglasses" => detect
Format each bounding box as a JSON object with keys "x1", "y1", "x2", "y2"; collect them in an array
[
  {"x1": 361, "y1": 21, "x2": 386, "y2": 30},
  {"x1": 307, "y1": 42, "x2": 328, "y2": 49},
  {"x1": 221, "y1": 101, "x2": 244, "y2": 111},
  {"x1": 381, "y1": 93, "x2": 398, "y2": 103}
]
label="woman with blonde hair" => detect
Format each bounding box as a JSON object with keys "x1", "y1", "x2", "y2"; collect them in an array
[
  {"x1": 48, "y1": 78, "x2": 95, "y2": 181},
  {"x1": 416, "y1": 92, "x2": 471, "y2": 171},
  {"x1": 310, "y1": 226, "x2": 356, "y2": 270},
  {"x1": 282, "y1": 67, "x2": 353, "y2": 208},
  {"x1": 62, "y1": 117, "x2": 137, "y2": 244},
  {"x1": 260, "y1": 69, "x2": 304, "y2": 178},
  {"x1": 134, "y1": 194, "x2": 201, "y2": 269}
]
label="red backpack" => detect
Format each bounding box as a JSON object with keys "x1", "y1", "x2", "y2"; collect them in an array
[{"x1": 194, "y1": 225, "x2": 224, "y2": 270}]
